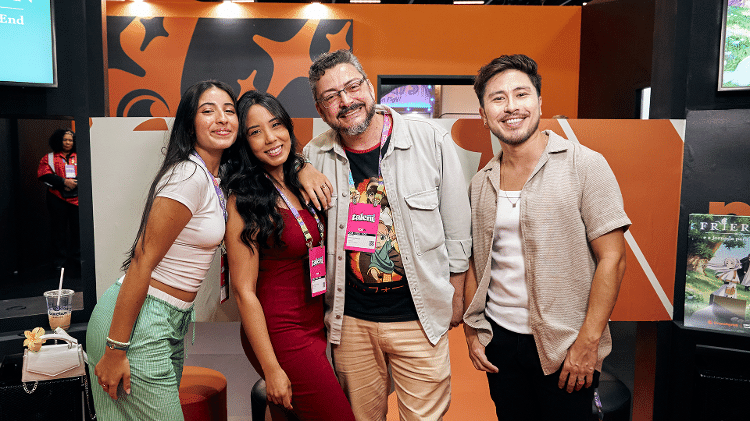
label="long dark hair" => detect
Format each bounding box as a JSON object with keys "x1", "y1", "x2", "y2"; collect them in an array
[
  {"x1": 122, "y1": 80, "x2": 237, "y2": 271},
  {"x1": 224, "y1": 90, "x2": 307, "y2": 252}
]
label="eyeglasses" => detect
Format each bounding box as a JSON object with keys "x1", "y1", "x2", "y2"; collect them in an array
[{"x1": 317, "y1": 78, "x2": 367, "y2": 109}]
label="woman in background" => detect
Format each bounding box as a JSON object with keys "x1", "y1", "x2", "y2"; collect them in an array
[
  {"x1": 87, "y1": 80, "x2": 238, "y2": 421},
  {"x1": 37, "y1": 128, "x2": 79, "y2": 270},
  {"x1": 224, "y1": 90, "x2": 354, "y2": 421}
]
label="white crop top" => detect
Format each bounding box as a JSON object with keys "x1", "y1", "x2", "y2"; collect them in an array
[{"x1": 150, "y1": 155, "x2": 225, "y2": 292}]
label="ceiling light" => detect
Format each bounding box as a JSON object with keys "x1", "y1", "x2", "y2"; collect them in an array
[{"x1": 304, "y1": 2, "x2": 329, "y2": 18}]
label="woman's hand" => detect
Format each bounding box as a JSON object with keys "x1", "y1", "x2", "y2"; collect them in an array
[
  {"x1": 265, "y1": 367, "x2": 293, "y2": 410},
  {"x1": 97, "y1": 197, "x2": 192, "y2": 400},
  {"x1": 94, "y1": 349, "x2": 131, "y2": 400},
  {"x1": 297, "y1": 162, "x2": 332, "y2": 211},
  {"x1": 63, "y1": 178, "x2": 77, "y2": 191}
]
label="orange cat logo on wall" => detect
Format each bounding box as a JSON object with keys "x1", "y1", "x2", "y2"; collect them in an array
[{"x1": 107, "y1": 16, "x2": 353, "y2": 118}]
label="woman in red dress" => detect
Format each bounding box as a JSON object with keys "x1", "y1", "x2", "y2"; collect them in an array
[{"x1": 223, "y1": 91, "x2": 355, "y2": 421}]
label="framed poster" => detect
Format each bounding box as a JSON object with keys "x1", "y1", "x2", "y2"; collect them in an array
[
  {"x1": 684, "y1": 213, "x2": 750, "y2": 333},
  {"x1": 719, "y1": 0, "x2": 750, "y2": 90}
]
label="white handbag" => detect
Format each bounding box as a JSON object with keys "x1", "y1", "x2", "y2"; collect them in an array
[
  {"x1": 21, "y1": 328, "x2": 88, "y2": 390},
  {"x1": 11, "y1": 328, "x2": 96, "y2": 419}
]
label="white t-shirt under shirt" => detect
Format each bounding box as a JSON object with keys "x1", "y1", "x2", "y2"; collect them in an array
[
  {"x1": 149, "y1": 155, "x2": 225, "y2": 293},
  {"x1": 486, "y1": 189, "x2": 532, "y2": 334}
]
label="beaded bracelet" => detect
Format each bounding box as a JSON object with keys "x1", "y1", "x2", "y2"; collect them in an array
[
  {"x1": 293, "y1": 157, "x2": 312, "y2": 172},
  {"x1": 106, "y1": 336, "x2": 130, "y2": 351}
]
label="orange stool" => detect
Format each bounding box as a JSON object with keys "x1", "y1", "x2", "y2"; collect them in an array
[{"x1": 179, "y1": 366, "x2": 228, "y2": 421}]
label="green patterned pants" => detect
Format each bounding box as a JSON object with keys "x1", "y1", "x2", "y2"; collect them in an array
[{"x1": 86, "y1": 280, "x2": 194, "y2": 421}]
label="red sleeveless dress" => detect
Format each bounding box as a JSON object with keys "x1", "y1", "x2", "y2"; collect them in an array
[{"x1": 240, "y1": 208, "x2": 355, "y2": 421}]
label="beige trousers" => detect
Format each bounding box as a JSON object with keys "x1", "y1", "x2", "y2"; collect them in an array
[{"x1": 332, "y1": 316, "x2": 451, "y2": 421}]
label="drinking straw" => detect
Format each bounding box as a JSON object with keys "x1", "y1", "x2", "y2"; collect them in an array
[{"x1": 56, "y1": 267, "x2": 65, "y2": 306}]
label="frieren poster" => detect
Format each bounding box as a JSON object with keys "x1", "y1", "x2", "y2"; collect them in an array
[{"x1": 684, "y1": 213, "x2": 750, "y2": 333}]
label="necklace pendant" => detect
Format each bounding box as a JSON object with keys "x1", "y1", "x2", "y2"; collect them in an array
[{"x1": 512, "y1": 203, "x2": 517, "y2": 208}]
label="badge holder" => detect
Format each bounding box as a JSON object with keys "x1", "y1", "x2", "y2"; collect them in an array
[{"x1": 344, "y1": 203, "x2": 380, "y2": 253}]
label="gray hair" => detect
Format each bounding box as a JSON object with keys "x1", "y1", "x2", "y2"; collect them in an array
[{"x1": 308, "y1": 49, "x2": 368, "y2": 100}]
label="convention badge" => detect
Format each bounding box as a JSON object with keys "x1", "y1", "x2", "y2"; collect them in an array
[
  {"x1": 64, "y1": 164, "x2": 76, "y2": 178},
  {"x1": 309, "y1": 245, "x2": 326, "y2": 297},
  {"x1": 344, "y1": 203, "x2": 380, "y2": 252},
  {"x1": 220, "y1": 243, "x2": 229, "y2": 304}
]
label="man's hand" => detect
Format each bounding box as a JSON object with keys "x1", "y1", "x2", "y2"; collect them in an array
[
  {"x1": 449, "y1": 271, "x2": 466, "y2": 329},
  {"x1": 450, "y1": 291, "x2": 464, "y2": 329},
  {"x1": 450, "y1": 290, "x2": 463, "y2": 329},
  {"x1": 557, "y1": 228, "x2": 626, "y2": 393},
  {"x1": 557, "y1": 336, "x2": 598, "y2": 393},
  {"x1": 464, "y1": 325, "x2": 498, "y2": 373}
]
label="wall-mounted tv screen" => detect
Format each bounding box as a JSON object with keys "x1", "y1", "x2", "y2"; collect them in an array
[
  {"x1": 0, "y1": 0, "x2": 57, "y2": 87},
  {"x1": 719, "y1": 0, "x2": 750, "y2": 91},
  {"x1": 380, "y1": 84, "x2": 436, "y2": 116}
]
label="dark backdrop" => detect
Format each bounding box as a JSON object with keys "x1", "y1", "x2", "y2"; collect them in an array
[
  {"x1": 0, "y1": 0, "x2": 105, "y2": 336},
  {"x1": 651, "y1": 1, "x2": 750, "y2": 420},
  {"x1": 578, "y1": 0, "x2": 655, "y2": 118},
  {"x1": 651, "y1": 0, "x2": 750, "y2": 118}
]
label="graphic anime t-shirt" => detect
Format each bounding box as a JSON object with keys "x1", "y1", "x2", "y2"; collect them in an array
[{"x1": 343, "y1": 137, "x2": 418, "y2": 322}]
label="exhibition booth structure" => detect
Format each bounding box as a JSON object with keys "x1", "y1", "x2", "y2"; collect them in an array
[{"x1": 2, "y1": 1, "x2": 750, "y2": 420}]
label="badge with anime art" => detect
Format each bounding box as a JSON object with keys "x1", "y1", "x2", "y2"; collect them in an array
[{"x1": 348, "y1": 176, "x2": 404, "y2": 286}]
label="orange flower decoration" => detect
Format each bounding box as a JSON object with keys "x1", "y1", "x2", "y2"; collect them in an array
[{"x1": 23, "y1": 327, "x2": 46, "y2": 352}]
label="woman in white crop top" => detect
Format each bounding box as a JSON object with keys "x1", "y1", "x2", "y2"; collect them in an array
[
  {"x1": 85, "y1": 80, "x2": 239, "y2": 420},
  {"x1": 86, "y1": 81, "x2": 334, "y2": 421}
]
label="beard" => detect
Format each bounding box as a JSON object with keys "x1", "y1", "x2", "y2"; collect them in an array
[
  {"x1": 330, "y1": 100, "x2": 377, "y2": 137},
  {"x1": 490, "y1": 113, "x2": 540, "y2": 146}
]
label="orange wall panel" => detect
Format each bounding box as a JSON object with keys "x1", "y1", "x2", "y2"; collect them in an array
[
  {"x1": 107, "y1": 2, "x2": 581, "y2": 118},
  {"x1": 549, "y1": 119, "x2": 682, "y2": 320}
]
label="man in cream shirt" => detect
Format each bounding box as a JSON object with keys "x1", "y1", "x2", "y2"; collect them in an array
[
  {"x1": 304, "y1": 49, "x2": 471, "y2": 421},
  {"x1": 464, "y1": 54, "x2": 631, "y2": 421}
]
